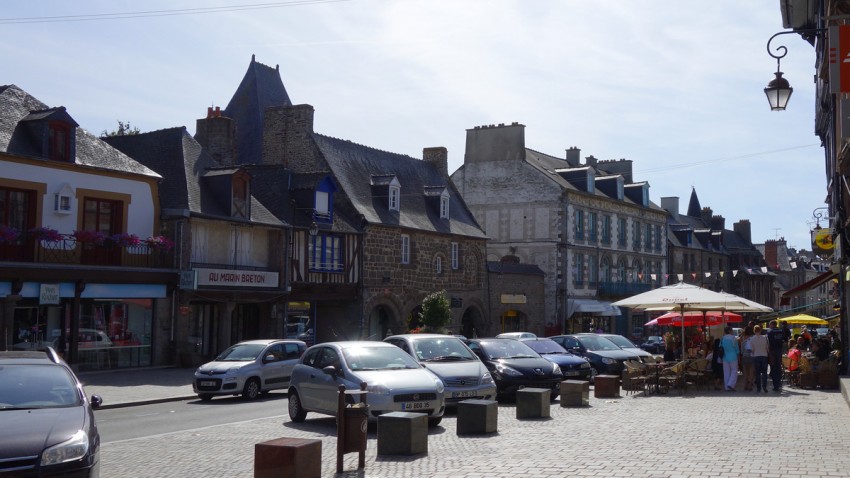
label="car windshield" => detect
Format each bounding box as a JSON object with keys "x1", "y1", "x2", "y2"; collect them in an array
[
  {"x1": 0, "y1": 364, "x2": 80, "y2": 409},
  {"x1": 523, "y1": 339, "x2": 568, "y2": 355},
  {"x1": 215, "y1": 343, "x2": 265, "y2": 361},
  {"x1": 480, "y1": 339, "x2": 540, "y2": 359},
  {"x1": 412, "y1": 338, "x2": 476, "y2": 362},
  {"x1": 343, "y1": 346, "x2": 421, "y2": 371},
  {"x1": 577, "y1": 335, "x2": 622, "y2": 351},
  {"x1": 647, "y1": 336, "x2": 663, "y2": 343},
  {"x1": 605, "y1": 335, "x2": 637, "y2": 348}
]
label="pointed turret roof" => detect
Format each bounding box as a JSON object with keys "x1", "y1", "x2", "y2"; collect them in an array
[
  {"x1": 224, "y1": 55, "x2": 292, "y2": 165},
  {"x1": 686, "y1": 187, "x2": 702, "y2": 217}
]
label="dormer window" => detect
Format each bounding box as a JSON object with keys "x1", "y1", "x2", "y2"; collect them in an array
[
  {"x1": 440, "y1": 191, "x2": 450, "y2": 219},
  {"x1": 314, "y1": 177, "x2": 336, "y2": 223},
  {"x1": 586, "y1": 170, "x2": 595, "y2": 193},
  {"x1": 49, "y1": 122, "x2": 71, "y2": 162},
  {"x1": 232, "y1": 173, "x2": 249, "y2": 219},
  {"x1": 616, "y1": 177, "x2": 624, "y2": 200},
  {"x1": 389, "y1": 182, "x2": 400, "y2": 211}
]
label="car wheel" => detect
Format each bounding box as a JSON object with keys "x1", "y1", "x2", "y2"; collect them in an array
[
  {"x1": 288, "y1": 390, "x2": 307, "y2": 422},
  {"x1": 550, "y1": 391, "x2": 559, "y2": 402},
  {"x1": 198, "y1": 394, "x2": 213, "y2": 401},
  {"x1": 428, "y1": 416, "x2": 442, "y2": 427},
  {"x1": 242, "y1": 378, "x2": 261, "y2": 400}
]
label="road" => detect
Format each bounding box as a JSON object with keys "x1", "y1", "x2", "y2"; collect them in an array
[{"x1": 95, "y1": 392, "x2": 290, "y2": 443}]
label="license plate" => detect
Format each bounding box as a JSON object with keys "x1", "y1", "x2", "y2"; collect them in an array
[
  {"x1": 199, "y1": 380, "x2": 216, "y2": 387},
  {"x1": 452, "y1": 390, "x2": 476, "y2": 398},
  {"x1": 400, "y1": 401, "x2": 430, "y2": 410},
  {"x1": 565, "y1": 371, "x2": 580, "y2": 376}
]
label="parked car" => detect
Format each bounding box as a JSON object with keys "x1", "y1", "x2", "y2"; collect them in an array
[
  {"x1": 193, "y1": 339, "x2": 306, "y2": 401},
  {"x1": 465, "y1": 338, "x2": 563, "y2": 399},
  {"x1": 14, "y1": 328, "x2": 115, "y2": 351},
  {"x1": 0, "y1": 348, "x2": 103, "y2": 477},
  {"x1": 495, "y1": 332, "x2": 537, "y2": 340},
  {"x1": 599, "y1": 334, "x2": 653, "y2": 360},
  {"x1": 519, "y1": 337, "x2": 592, "y2": 381},
  {"x1": 287, "y1": 341, "x2": 446, "y2": 426},
  {"x1": 548, "y1": 334, "x2": 642, "y2": 377},
  {"x1": 384, "y1": 334, "x2": 496, "y2": 406},
  {"x1": 640, "y1": 335, "x2": 665, "y2": 354}
]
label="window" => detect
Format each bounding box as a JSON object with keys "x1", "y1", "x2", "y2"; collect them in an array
[
  {"x1": 617, "y1": 218, "x2": 626, "y2": 246},
  {"x1": 633, "y1": 221, "x2": 641, "y2": 249},
  {"x1": 683, "y1": 253, "x2": 689, "y2": 272},
  {"x1": 451, "y1": 242, "x2": 458, "y2": 269},
  {"x1": 309, "y1": 233, "x2": 343, "y2": 272},
  {"x1": 616, "y1": 259, "x2": 626, "y2": 282},
  {"x1": 231, "y1": 227, "x2": 253, "y2": 266},
  {"x1": 691, "y1": 254, "x2": 696, "y2": 272},
  {"x1": 601, "y1": 215, "x2": 611, "y2": 244},
  {"x1": 389, "y1": 185, "x2": 400, "y2": 212},
  {"x1": 401, "y1": 234, "x2": 410, "y2": 264},
  {"x1": 434, "y1": 255, "x2": 442, "y2": 274},
  {"x1": 232, "y1": 175, "x2": 248, "y2": 219},
  {"x1": 48, "y1": 122, "x2": 71, "y2": 162},
  {"x1": 191, "y1": 222, "x2": 208, "y2": 262},
  {"x1": 588, "y1": 254, "x2": 598, "y2": 284},
  {"x1": 644, "y1": 223, "x2": 652, "y2": 250},
  {"x1": 575, "y1": 210, "x2": 584, "y2": 240},
  {"x1": 315, "y1": 176, "x2": 336, "y2": 222},
  {"x1": 83, "y1": 197, "x2": 121, "y2": 236},
  {"x1": 574, "y1": 252, "x2": 584, "y2": 285},
  {"x1": 600, "y1": 257, "x2": 611, "y2": 283},
  {"x1": 588, "y1": 212, "x2": 597, "y2": 243},
  {"x1": 440, "y1": 195, "x2": 450, "y2": 219},
  {"x1": 654, "y1": 225, "x2": 662, "y2": 251},
  {"x1": 0, "y1": 187, "x2": 34, "y2": 240},
  {"x1": 315, "y1": 191, "x2": 329, "y2": 217}
]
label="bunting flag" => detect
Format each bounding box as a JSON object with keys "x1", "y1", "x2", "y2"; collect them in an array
[
  {"x1": 705, "y1": 272, "x2": 712, "y2": 278},
  {"x1": 733, "y1": 270, "x2": 738, "y2": 277},
  {"x1": 719, "y1": 271, "x2": 725, "y2": 277},
  {"x1": 746, "y1": 268, "x2": 752, "y2": 274},
  {"x1": 677, "y1": 274, "x2": 683, "y2": 281},
  {"x1": 664, "y1": 274, "x2": 669, "y2": 280},
  {"x1": 691, "y1": 273, "x2": 697, "y2": 279},
  {"x1": 790, "y1": 261, "x2": 797, "y2": 269},
  {"x1": 761, "y1": 266, "x2": 767, "y2": 273},
  {"x1": 638, "y1": 273, "x2": 643, "y2": 280},
  {"x1": 650, "y1": 274, "x2": 657, "y2": 280}
]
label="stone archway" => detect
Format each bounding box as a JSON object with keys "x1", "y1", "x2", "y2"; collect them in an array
[
  {"x1": 366, "y1": 305, "x2": 397, "y2": 340},
  {"x1": 461, "y1": 305, "x2": 483, "y2": 338}
]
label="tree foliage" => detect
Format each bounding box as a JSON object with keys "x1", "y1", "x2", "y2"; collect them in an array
[
  {"x1": 418, "y1": 290, "x2": 451, "y2": 332},
  {"x1": 101, "y1": 120, "x2": 140, "y2": 137}
]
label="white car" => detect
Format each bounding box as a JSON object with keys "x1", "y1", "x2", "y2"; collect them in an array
[
  {"x1": 288, "y1": 341, "x2": 446, "y2": 426},
  {"x1": 495, "y1": 332, "x2": 537, "y2": 340},
  {"x1": 193, "y1": 339, "x2": 306, "y2": 401},
  {"x1": 384, "y1": 334, "x2": 496, "y2": 407}
]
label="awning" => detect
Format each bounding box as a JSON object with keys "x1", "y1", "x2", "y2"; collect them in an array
[
  {"x1": 779, "y1": 267, "x2": 838, "y2": 305},
  {"x1": 567, "y1": 299, "x2": 621, "y2": 318}
]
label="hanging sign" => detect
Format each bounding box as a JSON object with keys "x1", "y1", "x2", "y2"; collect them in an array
[
  {"x1": 39, "y1": 283, "x2": 60, "y2": 305},
  {"x1": 812, "y1": 227, "x2": 835, "y2": 257}
]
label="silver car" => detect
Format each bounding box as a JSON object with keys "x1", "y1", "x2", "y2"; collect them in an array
[
  {"x1": 384, "y1": 334, "x2": 496, "y2": 406},
  {"x1": 288, "y1": 341, "x2": 446, "y2": 426},
  {"x1": 193, "y1": 339, "x2": 306, "y2": 401}
]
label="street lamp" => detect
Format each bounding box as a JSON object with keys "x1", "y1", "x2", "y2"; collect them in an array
[{"x1": 764, "y1": 29, "x2": 825, "y2": 111}]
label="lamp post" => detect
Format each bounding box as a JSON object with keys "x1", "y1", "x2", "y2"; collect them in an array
[{"x1": 764, "y1": 29, "x2": 825, "y2": 111}]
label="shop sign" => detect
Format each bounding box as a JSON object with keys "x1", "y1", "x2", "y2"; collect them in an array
[
  {"x1": 196, "y1": 268, "x2": 279, "y2": 288},
  {"x1": 829, "y1": 25, "x2": 850, "y2": 94},
  {"x1": 39, "y1": 283, "x2": 60, "y2": 305},
  {"x1": 501, "y1": 294, "x2": 527, "y2": 304},
  {"x1": 812, "y1": 227, "x2": 835, "y2": 257},
  {"x1": 179, "y1": 270, "x2": 198, "y2": 290}
]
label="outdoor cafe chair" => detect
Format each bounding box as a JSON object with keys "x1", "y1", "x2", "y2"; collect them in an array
[
  {"x1": 782, "y1": 356, "x2": 800, "y2": 388},
  {"x1": 685, "y1": 358, "x2": 710, "y2": 389},
  {"x1": 622, "y1": 361, "x2": 648, "y2": 395},
  {"x1": 657, "y1": 361, "x2": 687, "y2": 394}
]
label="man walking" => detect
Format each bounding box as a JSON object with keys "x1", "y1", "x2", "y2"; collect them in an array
[{"x1": 766, "y1": 320, "x2": 785, "y2": 392}]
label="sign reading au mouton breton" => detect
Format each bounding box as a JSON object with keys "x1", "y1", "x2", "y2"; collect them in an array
[{"x1": 195, "y1": 268, "x2": 279, "y2": 288}]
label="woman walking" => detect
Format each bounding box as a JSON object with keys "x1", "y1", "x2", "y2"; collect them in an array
[
  {"x1": 721, "y1": 326, "x2": 740, "y2": 391},
  {"x1": 751, "y1": 325, "x2": 770, "y2": 393},
  {"x1": 740, "y1": 326, "x2": 755, "y2": 390}
]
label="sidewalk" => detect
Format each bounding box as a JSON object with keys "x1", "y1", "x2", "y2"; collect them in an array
[{"x1": 78, "y1": 366, "x2": 197, "y2": 409}]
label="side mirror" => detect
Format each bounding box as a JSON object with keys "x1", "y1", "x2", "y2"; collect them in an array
[
  {"x1": 263, "y1": 354, "x2": 277, "y2": 363},
  {"x1": 322, "y1": 365, "x2": 339, "y2": 377},
  {"x1": 90, "y1": 394, "x2": 103, "y2": 409}
]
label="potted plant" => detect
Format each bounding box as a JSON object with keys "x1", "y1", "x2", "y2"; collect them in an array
[
  {"x1": 0, "y1": 225, "x2": 20, "y2": 244},
  {"x1": 29, "y1": 226, "x2": 62, "y2": 242},
  {"x1": 109, "y1": 232, "x2": 141, "y2": 248},
  {"x1": 72, "y1": 230, "x2": 106, "y2": 245},
  {"x1": 145, "y1": 235, "x2": 174, "y2": 252}
]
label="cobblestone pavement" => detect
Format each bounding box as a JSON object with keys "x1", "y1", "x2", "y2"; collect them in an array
[{"x1": 97, "y1": 384, "x2": 850, "y2": 478}]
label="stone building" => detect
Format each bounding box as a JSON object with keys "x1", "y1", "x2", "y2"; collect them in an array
[{"x1": 451, "y1": 122, "x2": 668, "y2": 336}]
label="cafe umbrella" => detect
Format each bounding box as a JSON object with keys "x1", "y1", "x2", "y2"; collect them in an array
[{"x1": 613, "y1": 282, "x2": 754, "y2": 361}]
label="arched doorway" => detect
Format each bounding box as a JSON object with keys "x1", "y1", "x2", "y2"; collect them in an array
[
  {"x1": 367, "y1": 305, "x2": 394, "y2": 340},
  {"x1": 461, "y1": 306, "x2": 482, "y2": 338}
]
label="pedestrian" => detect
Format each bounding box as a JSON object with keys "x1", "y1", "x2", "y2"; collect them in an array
[
  {"x1": 766, "y1": 319, "x2": 786, "y2": 392},
  {"x1": 721, "y1": 326, "x2": 739, "y2": 391},
  {"x1": 751, "y1": 325, "x2": 769, "y2": 393},
  {"x1": 739, "y1": 326, "x2": 755, "y2": 390},
  {"x1": 663, "y1": 332, "x2": 676, "y2": 362}
]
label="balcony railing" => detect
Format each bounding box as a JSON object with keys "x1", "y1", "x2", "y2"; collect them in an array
[
  {"x1": 596, "y1": 281, "x2": 652, "y2": 299},
  {"x1": 0, "y1": 235, "x2": 173, "y2": 268}
]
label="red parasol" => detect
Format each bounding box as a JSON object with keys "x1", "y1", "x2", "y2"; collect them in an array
[{"x1": 645, "y1": 310, "x2": 743, "y2": 327}]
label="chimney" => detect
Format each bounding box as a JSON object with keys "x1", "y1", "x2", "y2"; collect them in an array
[
  {"x1": 585, "y1": 155, "x2": 597, "y2": 167},
  {"x1": 710, "y1": 215, "x2": 725, "y2": 231},
  {"x1": 700, "y1": 207, "x2": 713, "y2": 226},
  {"x1": 764, "y1": 240, "x2": 779, "y2": 270},
  {"x1": 262, "y1": 104, "x2": 315, "y2": 168},
  {"x1": 660, "y1": 196, "x2": 679, "y2": 215},
  {"x1": 195, "y1": 106, "x2": 236, "y2": 165},
  {"x1": 423, "y1": 147, "x2": 448, "y2": 177},
  {"x1": 464, "y1": 122, "x2": 526, "y2": 164},
  {"x1": 565, "y1": 147, "x2": 581, "y2": 167},
  {"x1": 734, "y1": 219, "x2": 752, "y2": 244}
]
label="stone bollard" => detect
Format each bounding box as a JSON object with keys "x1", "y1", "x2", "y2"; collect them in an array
[
  {"x1": 254, "y1": 437, "x2": 321, "y2": 478},
  {"x1": 515, "y1": 387, "x2": 550, "y2": 419},
  {"x1": 594, "y1": 375, "x2": 620, "y2": 398},
  {"x1": 457, "y1": 399, "x2": 498, "y2": 434},
  {"x1": 559, "y1": 380, "x2": 589, "y2": 407},
  {"x1": 377, "y1": 412, "x2": 428, "y2": 456}
]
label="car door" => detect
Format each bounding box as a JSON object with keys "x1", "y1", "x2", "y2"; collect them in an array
[
  {"x1": 306, "y1": 346, "x2": 345, "y2": 414},
  {"x1": 258, "y1": 343, "x2": 286, "y2": 391}
]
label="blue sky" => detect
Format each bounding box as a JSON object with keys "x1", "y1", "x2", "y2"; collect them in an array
[{"x1": 2, "y1": 1, "x2": 825, "y2": 250}]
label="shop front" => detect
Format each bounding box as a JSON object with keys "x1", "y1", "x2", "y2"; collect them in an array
[{"x1": 2, "y1": 281, "x2": 165, "y2": 371}]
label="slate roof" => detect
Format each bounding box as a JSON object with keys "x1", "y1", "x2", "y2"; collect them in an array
[
  {"x1": 104, "y1": 127, "x2": 283, "y2": 226},
  {"x1": 224, "y1": 56, "x2": 292, "y2": 165},
  {"x1": 0, "y1": 84, "x2": 159, "y2": 178},
  {"x1": 487, "y1": 261, "x2": 545, "y2": 276},
  {"x1": 311, "y1": 133, "x2": 487, "y2": 238}
]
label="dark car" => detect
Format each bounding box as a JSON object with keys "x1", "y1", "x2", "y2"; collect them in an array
[
  {"x1": 0, "y1": 348, "x2": 103, "y2": 477},
  {"x1": 548, "y1": 334, "x2": 642, "y2": 377},
  {"x1": 465, "y1": 338, "x2": 563, "y2": 399},
  {"x1": 599, "y1": 334, "x2": 654, "y2": 361},
  {"x1": 640, "y1": 335, "x2": 665, "y2": 354},
  {"x1": 519, "y1": 337, "x2": 592, "y2": 381}
]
